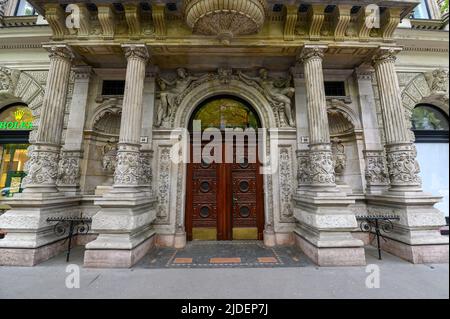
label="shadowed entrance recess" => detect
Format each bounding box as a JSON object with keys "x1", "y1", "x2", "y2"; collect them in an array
[{"x1": 136, "y1": 241, "x2": 313, "y2": 269}]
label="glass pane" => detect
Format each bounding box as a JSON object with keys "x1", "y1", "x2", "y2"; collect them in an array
[
  {"x1": 0, "y1": 105, "x2": 34, "y2": 130},
  {"x1": 0, "y1": 144, "x2": 29, "y2": 198},
  {"x1": 412, "y1": 0, "x2": 430, "y2": 19},
  {"x1": 16, "y1": 0, "x2": 35, "y2": 16},
  {"x1": 193, "y1": 98, "x2": 259, "y2": 130},
  {"x1": 412, "y1": 105, "x2": 449, "y2": 131}
]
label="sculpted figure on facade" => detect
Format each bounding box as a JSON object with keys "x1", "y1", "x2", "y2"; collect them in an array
[
  {"x1": 0, "y1": 66, "x2": 20, "y2": 95},
  {"x1": 101, "y1": 140, "x2": 118, "y2": 174},
  {"x1": 156, "y1": 68, "x2": 201, "y2": 127},
  {"x1": 331, "y1": 138, "x2": 346, "y2": 184},
  {"x1": 425, "y1": 69, "x2": 449, "y2": 96},
  {"x1": 238, "y1": 68, "x2": 295, "y2": 127}
]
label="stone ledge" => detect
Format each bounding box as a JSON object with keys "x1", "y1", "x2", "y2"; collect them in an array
[
  {"x1": 294, "y1": 232, "x2": 366, "y2": 267},
  {"x1": 380, "y1": 236, "x2": 449, "y2": 264},
  {"x1": 0, "y1": 238, "x2": 68, "y2": 266},
  {"x1": 84, "y1": 233, "x2": 156, "y2": 268}
]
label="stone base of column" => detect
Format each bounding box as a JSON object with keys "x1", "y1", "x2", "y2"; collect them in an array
[
  {"x1": 366, "y1": 192, "x2": 449, "y2": 264},
  {"x1": 379, "y1": 236, "x2": 449, "y2": 264},
  {"x1": 174, "y1": 230, "x2": 187, "y2": 249},
  {"x1": 0, "y1": 238, "x2": 69, "y2": 266},
  {"x1": 294, "y1": 228, "x2": 366, "y2": 266},
  {"x1": 293, "y1": 191, "x2": 366, "y2": 266},
  {"x1": 263, "y1": 229, "x2": 276, "y2": 247},
  {"x1": 84, "y1": 191, "x2": 158, "y2": 268},
  {"x1": 0, "y1": 194, "x2": 82, "y2": 266},
  {"x1": 84, "y1": 231, "x2": 156, "y2": 268}
]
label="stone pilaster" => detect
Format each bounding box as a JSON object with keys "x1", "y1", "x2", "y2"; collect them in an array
[
  {"x1": 355, "y1": 68, "x2": 390, "y2": 194},
  {"x1": 23, "y1": 45, "x2": 74, "y2": 194},
  {"x1": 298, "y1": 45, "x2": 335, "y2": 190},
  {"x1": 57, "y1": 66, "x2": 92, "y2": 194},
  {"x1": 84, "y1": 44, "x2": 158, "y2": 268},
  {"x1": 372, "y1": 47, "x2": 422, "y2": 193}
]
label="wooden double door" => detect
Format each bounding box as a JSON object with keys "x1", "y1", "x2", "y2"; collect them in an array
[{"x1": 186, "y1": 143, "x2": 264, "y2": 241}]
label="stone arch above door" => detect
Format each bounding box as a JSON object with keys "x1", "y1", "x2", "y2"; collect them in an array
[
  {"x1": 155, "y1": 69, "x2": 285, "y2": 129},
  {"x1": 401, "y1": 69, "x2": 449, "y2": 141},
  {"x1": 0, "y1": 66, "x2": 47, "y2": 143}
]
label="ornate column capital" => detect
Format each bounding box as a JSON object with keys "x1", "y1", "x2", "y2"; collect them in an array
[
  {"x1": 72, "y1": 66, "x2": 93, "y2": 80},
  {"x1": 43, "y1": 44, "x2": 75, "y2": 63},
  {"x1": 122, "y1": 44, "x2": 151, "y2": 64},
  {"x1": 371, "y1": 47, "x2": 402, "y2": 67},
  {"x1": 297, "y1": 45, "x2": 328, "y2": 64},
  {"x1": 354, "y1": 67, "x2": 374, "y2": 81}
]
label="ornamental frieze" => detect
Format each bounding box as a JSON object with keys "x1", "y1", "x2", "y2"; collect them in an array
[
  {"x1": 57, "y1": 150, "x2": 82, "y2": 186},
  {"x1": 113, "y1": 145, "x2": 141, "y2": 186},
  {"x1": 364, "y1": 150, "x2": 389, "y2": 187},
  {"x1": 386, "y1": 144, "x2": 422, "y2": 187},
  {"x1": 309, "y1": 145, "x2": 336, "y2": 186},
  {"x1": 22, "y1": 147, "x2": 60, "y2": 187}
]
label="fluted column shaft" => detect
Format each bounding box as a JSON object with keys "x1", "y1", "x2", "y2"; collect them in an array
[
  {"x1": 24, "y1": 45, "x2": 74, "y2": 193},
  {"x1": 372, "y1": 47, "x2": 422, "y2": 191},
  {"x1": 113, "y1": 44, "x2": 149, "y2": 189},
  {"x1": 298, "y1": 46, "x2": 335, "y2": 188}
]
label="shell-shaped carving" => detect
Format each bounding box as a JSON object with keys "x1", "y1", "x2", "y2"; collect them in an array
[{"x1": 184, "y1": 0, "x2": 267, "y2": 41}]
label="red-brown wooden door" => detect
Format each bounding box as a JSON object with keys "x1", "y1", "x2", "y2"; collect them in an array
[{"x1": 186, "y1": 143, "x2": 264, "y2": 241}]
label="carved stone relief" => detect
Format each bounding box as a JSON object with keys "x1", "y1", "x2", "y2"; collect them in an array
[
  {"x1": 364, "y1": 150, "x2": 389, "y2": 187},
  {"x1": 331, "y1": 138, "x2": 346, "y2": 184},
  {"x1": 279, "y1": 147, "x2": 294, "y2": 221},
  {"x1": 57, "y1": 150, "x2": 82, "y2": 186},
  {"x1": 156, "y1": 147, "x2": 171, "y2": 223},
  {"x1": 155, "y1": 68, "x2": 292, "y2": 129}
]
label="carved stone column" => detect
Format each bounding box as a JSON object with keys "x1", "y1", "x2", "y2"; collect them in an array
[
  {"x1": 292, "y1": 45, "x2": 365, "y2": 267},
  {"x1": 57, "y1": 66, "x2": 92, "y2": 194},
  {"x1": 366, "y1": 47, "x2": 449, "y2": 264},
  {"x1": 85, "y1": 44, "x2": 158, "y2": 268},
  {"x1": 0, "y1": 45, "x2": 79, "y2": 266},
  {"x1": 298, "y1": 45, "x2": 335, "y2": 189},
  {"x1": 23, "y1": 45, "x2": 74, "y2": 194},
  {"x1": 112, "y1": 44, "x2": 149, "y2": 192},
  {"x1": 372, "y1": 48, "x2": 422, "y2": 192}
]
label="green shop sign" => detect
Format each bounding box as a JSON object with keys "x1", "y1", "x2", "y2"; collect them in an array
[{"x1": 0, "y1": 106, "x2": 33, "y2": 131}]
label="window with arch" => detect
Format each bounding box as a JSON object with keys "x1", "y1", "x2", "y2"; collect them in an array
[
  {"x1": 412, "y1": 104, "x2": 449, "y2": 143},
  {"x1": 191, "y1": 97, "x2": 260, "y2": 131}
]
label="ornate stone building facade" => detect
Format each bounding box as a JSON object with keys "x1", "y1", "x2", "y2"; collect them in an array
[{"x1": 0, "y1": 0, "x2": 448, "y2": 267}]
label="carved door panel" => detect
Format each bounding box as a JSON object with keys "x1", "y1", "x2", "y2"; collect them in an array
[
  {"x1": 189, "y1": 161, "x2": 220, "y2": 240},
  {"x1": 230, "y1": 145, "x2": 264, "y2": 240},
  {"x1": 186, "y1": 143, "x2": 264, "y2": 241}
]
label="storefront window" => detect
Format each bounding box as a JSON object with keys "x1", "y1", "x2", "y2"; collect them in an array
[
  {"x1": 0, "y1": 145, "x2": 29, "y2": 197},
  {"x1": 0, "y1": 104, "x2": 33, "y2": 198}
]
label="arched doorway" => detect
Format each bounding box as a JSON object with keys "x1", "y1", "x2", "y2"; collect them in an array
[
  {"x1": 185, "y1": 96, "x2": 265, "y2": 241},
  {"x1": 412, "y1": 104, "x2": 449, "y2": 218}
]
